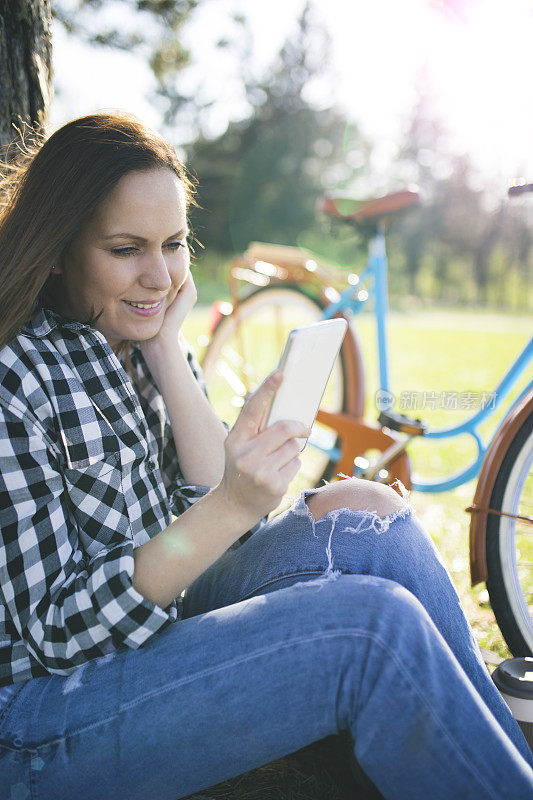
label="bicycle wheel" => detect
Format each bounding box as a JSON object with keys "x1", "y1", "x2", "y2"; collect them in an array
[
  {"x1": 201, "y1": 284, "x2": 349, "y2": 491},
  {"x1": 486, "y1": 407, "x2": 533, "y2": 656}
]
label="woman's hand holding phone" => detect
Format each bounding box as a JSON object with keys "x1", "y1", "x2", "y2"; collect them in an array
[{"x1": 217, "y1": 370, "x2": 311, "y2": 523}]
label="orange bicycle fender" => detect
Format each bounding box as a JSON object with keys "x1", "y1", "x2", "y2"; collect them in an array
[
  {"x1": 468, "y1": 389, "x2": 533, "y2": 586},
  {"x1": 314, "y1": 291, "x2": 366, "y2": 419}
]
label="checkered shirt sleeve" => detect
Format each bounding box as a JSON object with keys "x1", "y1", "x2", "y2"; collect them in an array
[
  {"x1": 0, "y1": 405, "x2": 176, "y2": 679},
  {"x1": 134, "y1": 338, "x2": 265, "y2": 539},
  {"x1": 129, "y1": 338, "x2": 266, "y2": 543},
  {"x1": 129, "y1": 337, "x2": 229, "y2": 516}
]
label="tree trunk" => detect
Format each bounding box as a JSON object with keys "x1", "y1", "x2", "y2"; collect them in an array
[{"x1": 0, "y1": 0, "x2": 53, "y2": 153}]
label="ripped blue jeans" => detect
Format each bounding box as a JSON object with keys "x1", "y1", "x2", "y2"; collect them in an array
[{"x1": 1, "y1": 488, "x2": 532, "y2": 800}]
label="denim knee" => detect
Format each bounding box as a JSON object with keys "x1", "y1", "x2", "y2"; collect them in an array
[
  {"x1": 286, "y1": 488, "x2": 442, "y2": 586},
  {"x1": 291, "y1": 571, "x2": 430, "y2": 643},
  {"x1": 316, "y1": 574, "x2": 448, "y2": 689}
]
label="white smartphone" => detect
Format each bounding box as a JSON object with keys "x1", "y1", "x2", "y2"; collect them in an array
[{"x1": 260, "y1": 318, "x2": 348, "y2": 451}]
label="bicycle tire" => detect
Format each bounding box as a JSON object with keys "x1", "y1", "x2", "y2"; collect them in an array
[
  {"x1": 201, "y1": 283, "x2": 355, "y2": 490},
  {"x1": 486, "y1": 405, "x2": 533, "y2": 656}
]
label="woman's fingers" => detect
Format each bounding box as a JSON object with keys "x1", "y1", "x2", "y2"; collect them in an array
[
  {"x1": 230, "y1": 414, "x2": 309, "y2": 473},
  {"x1": 169, "y1": 270, "x2": 197, "y2": 324},
  {"x1": 233, "y1": 436, "x2": 304, "y2": 495},
  {"x1": 179, "y1": 270, "x2": 197, "y2": 304},
  {"x1": 254, "y1": 418, "x2": 310, "y2": 457},
  {"x1": 233, "y1": 372, "x2": 311, "y2": 448},
  {"x1": 249, "y1": 430, "x2": 305, "y2": 472},
  {"x1": 278, "y1": 455, "x2": 302, "y2": 486},
  {"x1": 232, "y1": 370, "x2": 283, "y2": 440},
  {"x1": 221, "y1": 370, "x2": 311, "y2": 518}
]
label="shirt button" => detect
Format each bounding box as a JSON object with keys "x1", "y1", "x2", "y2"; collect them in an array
[
  {"x1": 13, "y1": 735, "x2": 23, "y2": 747},
  {"x1": 147, "y1": 459, "x2": 155, "y2": 471}
]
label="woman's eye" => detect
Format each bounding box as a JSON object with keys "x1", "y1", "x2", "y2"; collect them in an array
[
  {"x1": 112, "y1": 247, "x2": 137, "y2": 257},
  {"x1": 111, "y1": 241, "x2": 185, "y2": 257}
]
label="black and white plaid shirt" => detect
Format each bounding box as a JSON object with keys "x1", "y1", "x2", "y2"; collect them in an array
[{"x1": 0, "y1": 305, "x2": 261, "y2": 687}]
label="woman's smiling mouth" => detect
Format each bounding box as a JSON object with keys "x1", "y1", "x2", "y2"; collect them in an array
[{"x1": 123, "y1": 299, "x2": 164, "y2": 316}]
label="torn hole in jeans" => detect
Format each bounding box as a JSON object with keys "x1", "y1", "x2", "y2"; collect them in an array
[{"x1": 284, "y1": 479, "x2": 413, "y2": 589}]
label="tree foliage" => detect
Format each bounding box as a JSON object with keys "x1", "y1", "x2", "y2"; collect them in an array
[
  {"x1": 390, "y1": 74, "x2": 531, "y2": 307},
  {"x1": 186, "y1": 3, "x2": 370, "y2": 253},
  {"x1": 7, "y1": 1, "x2": 529, "y2": 308},
  {"x1": 51, "y1": 0, "x2": 206, "y2": 127}
]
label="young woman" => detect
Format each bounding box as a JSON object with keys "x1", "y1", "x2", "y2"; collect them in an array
[{"x1": 0, "y1": 111, "x2": 531, "y2": 800}]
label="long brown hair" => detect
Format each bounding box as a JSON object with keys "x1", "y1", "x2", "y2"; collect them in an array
[{"x1": 0, "y1": 111, "x2": 196, "y2": 370}]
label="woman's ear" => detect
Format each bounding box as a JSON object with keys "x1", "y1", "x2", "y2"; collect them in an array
[{"x1": 51, "y1": 251, "x2": 67, "y2": 276}]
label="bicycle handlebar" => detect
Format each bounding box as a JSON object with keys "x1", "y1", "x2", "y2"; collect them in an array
[{"x1": 508, "y1": 183, "x2": 533, "y2": 196}]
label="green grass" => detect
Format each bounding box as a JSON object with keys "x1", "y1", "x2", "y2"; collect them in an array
[
  {"x1": 180, "y1": 304, "x2": 532, "y2": 799},
  {"x1": 351, "y1": 309, "x2": 531, "y2": 660},
  {"x1": 183, "y1": 304, "x2": 531, "y2": 658}
]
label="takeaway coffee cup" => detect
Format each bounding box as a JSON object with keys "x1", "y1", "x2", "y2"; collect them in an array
[{"x1": 492, "y1": 657, "x2": 533, "y2": 750}]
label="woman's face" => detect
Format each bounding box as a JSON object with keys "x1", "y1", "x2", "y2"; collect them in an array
[{"x1": 55, "y1": 167, "x2": 189, "y2": 352}]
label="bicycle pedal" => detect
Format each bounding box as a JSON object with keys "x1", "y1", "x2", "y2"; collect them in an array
[{"x1": 378, "y1": 411, "x2": 427, "y2": 436}]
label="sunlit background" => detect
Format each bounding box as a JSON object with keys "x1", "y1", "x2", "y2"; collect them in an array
[
  {"x1": 1, "y1": 4, "x2": 531, "y2": 794},
  {"x1": 45, "y1": 0, "x2": 532, "y2": 669},
  {"x1": 51, "y1": 0, "x2": 533, "y2": 191}
]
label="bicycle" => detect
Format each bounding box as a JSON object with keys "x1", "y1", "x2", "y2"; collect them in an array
[{"x1": 200, "y1": 185, "x2": 533, "y2": 656}]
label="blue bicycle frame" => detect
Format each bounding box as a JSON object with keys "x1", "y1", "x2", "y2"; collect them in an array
[{"x1": 318, "y1": 225, "x2": 533, "y2": 493}]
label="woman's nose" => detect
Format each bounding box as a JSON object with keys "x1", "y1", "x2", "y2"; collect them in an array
[{"x1": 139, "y1": 252, "x2": 173, "y2": 292}]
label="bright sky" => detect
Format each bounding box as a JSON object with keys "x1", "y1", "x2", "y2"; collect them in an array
[{"x1": 50, "y1": 0, "x2": 533, "y2": 195}]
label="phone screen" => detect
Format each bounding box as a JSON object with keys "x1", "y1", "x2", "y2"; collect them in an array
[{"x1": 262, "y1": 318, "x2": 347, "y2": 450}]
